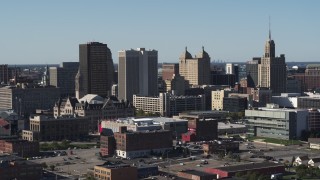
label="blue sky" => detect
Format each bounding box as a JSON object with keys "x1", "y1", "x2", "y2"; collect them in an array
[{"x1": 0, "y1": 1, "x2": 319, "y2": 64}]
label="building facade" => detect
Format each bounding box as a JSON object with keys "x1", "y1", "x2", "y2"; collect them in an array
[
  {"x1": 0, "y1": 85, "x2": 60, "y2": 116},
  {"x1": 245, "y1": 104, "x2": 309, "y2": 140},
  {"x1": 76, "y1": 42, "x2": 114, "y2": 99},
  {"x1": 179, "y1": 47, "x2": 211, "y2": 86},
  {"x1": 114, "y1": 127, "x2": 172, "y2": 158},
  {"x1": 162, "y1": 63, "x2": 179, "y2": 81},
  {"x1": 49, "y1": 62, "x2": 79, "y2": 97},
  {"x1": 118, "y1": 48, "x2": 158, "y2": 102},
  {"x1": 0, "y1": 139, "x2": 39, "y2": 158},
  {"x1": 223, "y1": 96, "x2": 247, "y2": 112},
  {"x1": 258, "y1": 33, "x2": 286, "y2": 95},
  {"x1": 53, "y1": 95, "x2": 134, "y2": 132},
  {"x1": 133, "y1": 93, "x2": 205, "y2": 117},
  {"x1": 94, "y1": 164, "x2": 137, "y2": 180},
  {"x1": 22, "y1": 115, "x2": 89, "y2": 141},
  {"x1": 0, "y1": 154, "x2": 42, "y2": 180}
]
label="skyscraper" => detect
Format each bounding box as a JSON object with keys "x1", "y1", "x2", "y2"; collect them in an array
[
  {"x1": 75, "y1": 42, "x2": 114, "y2": 99},
  {"x1": 50, "y1": 62, "x2": 79, "y2": 97},
  {"x1": 258, "y1": 30, "x2": 286, "y2": 95},
  {"x1": 162, "y1": 63, "x2": 179, "y2": 81},
  {"x1": 179, "y1": 47, "x2": 211, "y2": 86},
  {"x1": 246, "y1": 57, "x2": 261, "y2": 88},
  {"x1": 118, "y1": 48, "x2": 158, "y2": 102}
]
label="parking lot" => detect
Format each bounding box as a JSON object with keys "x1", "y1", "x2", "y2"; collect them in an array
[{"x1": 31, "y1": 148, "x2": 104, "y2": 178}]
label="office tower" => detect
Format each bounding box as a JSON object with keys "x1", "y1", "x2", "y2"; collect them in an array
[
  {"x1": 179, "y1": 47, "x2": 211, "y2": 86},
  {"x1": 0, "y1": 65, "x2": 9, "y2": 85},
  {"x1": 258, "y1": 30, "x2": 286, "y2": 95},
  {"x1": 162, "y1": 63, "x2": 179, "y2": 80},
  {"x1": 246, "y1": 57, "x2": 261, "y2": 88},
  {"x1": 226, "y1": 63, "x2": 234, "y2": 74},
  {"x1": 75, "y1": 42, "x2": 114, "y2": 99},
  {"x1": 225, "y1": 63, "x2": 239, "y2": 83},
  {"x1": 50, "y1": 62, "x2": 79, "y2": 97},
  {"x1": 118, "y1": 48, "x2": 158, "y2": 102}
]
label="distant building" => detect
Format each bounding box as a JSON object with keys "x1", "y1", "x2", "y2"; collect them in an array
[
  {"x1": 293, "y1": 64, "x2": 320, "y2": 91},
  {"x1": 22, "y1": 115, "x2": 89, "y2": 141},
  {"x1": 178, "y1": 170, "x2": 217, "y2": 180},
  {"x1": 118, "y1": 48, "x2": 158, "y2": 102},
  {"x1": 76, "y1": 42, "x2": 114, "y2": 99},
  {"x1": 205, "y1": 162, "x2": 285, "y2": 179},
  {"x1": 210, "y1": 73, "x2": 236, "y2": 87},
  {"x1": 49, "y1": 62, "x2": 79, "y2": 97},
  {"x1": 0, "y1": 139, "x2": 39, "y2": 158},
  {"x1": 53, "y1": 95, "x2": 134, "y2": 132},
  {"x1": 0, "y1": 154, "x2": 42, "y2": 179},
  {"x1": 114, "y1": 127, "x2": 172, "y2": 158},
  {"x1": 298, "y1": 96, "x2": 320, "y2": 109},
  {"x1": 179, "y1": 47, "x2": 211, "y2": 86},
  {"x1": 94, "y1": 163, "x2": 137, "y2": 180},
  {"x1": 100, "y1": 134, "x2": 116, "y2": 157},
  {"x1": 225, "y1": 63, "x2": 239, "y2": 82},
  {"x1": 223, "y1": 96, "x2": 247, "y2": 112},
  {"x1": 101, "y1": 117, "x2": 188, "y2": 139},
  {"x1": 133, "y1": 93, "x2": 205, "y2": 117},
  {"x1": 271, "y1": 93, "x2": 299, "y2": 108},
  {"x1": 308, "y1": 109, "x2": 320, "y2": 131},
  {"x1": 211, "y1": 89, "x2": 236, "y2": 111},
  {"x1": 202, "y1": 140, "x2": 240, "y2": 155},
  {"x1": 164, "y1": 74, "x2": 189, "y2": 96},
  {"x1": 308, "y1": 138, "x2": 320, "y2": 150},
  {"x1": 0, "y1": 64, "x2": 9, "y2": 84},
  {"x1": 246, "y1": 58, "x2": 261, "y2": 88},
  {"x1": 0, "y1": 85, "x2": 60, "y2": 116},
  {"x1": 245, "y1": 104, "x2": 309, "y2": 140},
  {"x1": 218, "y1": 122, "x2": 247, "y2": 136},
  {"x1": 182, "y1": 117, "x2": 218, "y2": 142},
  {"x1": 162, "y1": 63, "x2": 179, "y2": 81},
  {"x1": 258, "y1": 32, "x2": 286, "y2": 95}
]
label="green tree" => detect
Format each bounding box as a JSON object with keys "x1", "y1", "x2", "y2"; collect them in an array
[
  {"x1": 41, "y1": 162, "x2": 48, "y2": 169},
  {"x1": 296, "y1": 164, "x2": 308, "y2": 178},
  {"x1": 49, "y1": 164, "x2": 55, "y2": 171}
]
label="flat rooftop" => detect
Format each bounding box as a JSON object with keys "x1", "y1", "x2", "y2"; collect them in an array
[
  {"x1": 209, "y1": 162, "x2": 284, "y2": 172},
  {"x1": 179, "y1": 170, "x2": 215, "y2": 176}
]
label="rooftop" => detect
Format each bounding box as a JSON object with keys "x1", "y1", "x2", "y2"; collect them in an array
[
  {"x1": 179, "y1": 170, "x2": 214, "y2": 176},
  {"x1": 209, "y1": 162, "x2": 284, "y2": 172}
]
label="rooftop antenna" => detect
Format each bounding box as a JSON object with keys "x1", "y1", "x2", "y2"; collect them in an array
[{"x1": 269, "y1": 16, "x2": 271, "y2": 40}]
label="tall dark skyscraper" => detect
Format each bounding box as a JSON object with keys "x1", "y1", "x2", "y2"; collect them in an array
[
  {"x1": 118, "y1": 48, "x2": 158, "y2": 102},
  {"x1": 75, "y1": 42, "x2": 114, "y2": 99}
]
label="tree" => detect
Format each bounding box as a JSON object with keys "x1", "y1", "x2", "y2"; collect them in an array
[
  {"x1": 49, "y1": 164, "x2": 55, "y2": 171},
  {"x1": 41, "y1": 162, "x2": 48, "y2": 169},
  {"x1": 85, "y1": 172, "x2": 96, "y2": 180}
]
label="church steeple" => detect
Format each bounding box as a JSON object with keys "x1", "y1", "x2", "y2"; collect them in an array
[{"x1": 264, "y1": 17, "x2": 275, "y2": 58}]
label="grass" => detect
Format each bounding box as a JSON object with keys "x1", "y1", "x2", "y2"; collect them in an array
[{"x1": 247, "y1": 136, "x2": 302, "y2": 145}]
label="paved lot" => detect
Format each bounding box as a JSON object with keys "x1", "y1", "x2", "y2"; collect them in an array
[{"x1": 32, "y1": 148, "x2": 104, "y2": 178}]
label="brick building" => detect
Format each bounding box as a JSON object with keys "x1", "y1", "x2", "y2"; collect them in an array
[
  {"x1": 22, "y1": 115, "x2": 89, "y2": 141},
  {"x1": 114, "y1": 127, "x2": 172, "y2": 158},
  {"x1": 0, "y1": 139, "x2": 39, "y2": 158},
  {"x1": 177, "y1": 170, "x2": 217, "y2": 180},
  {"x1": 205, "y1": 162, "x2": 285, "y2": 179},
  {"x1": 182, "y1": 118, "x2": 218, "y2": 143},
  {"x1": 94, "y1": 163, "x2": 137, "y2": 180},
  {"x1": 0, "y1": 154, "x2": 42, "y2": 179},
  {"x1": 100, "y1": 129, "x2": 116, "y2": 157}
]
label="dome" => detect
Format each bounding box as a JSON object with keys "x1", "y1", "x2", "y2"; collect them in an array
[{"x1": 78, "y1": 94, "x2": 104, "y2": 104}]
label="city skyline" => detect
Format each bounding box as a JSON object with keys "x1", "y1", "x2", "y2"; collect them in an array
[{"x1": 0, "y1": 1, "x2": 319, "y2": 64}]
